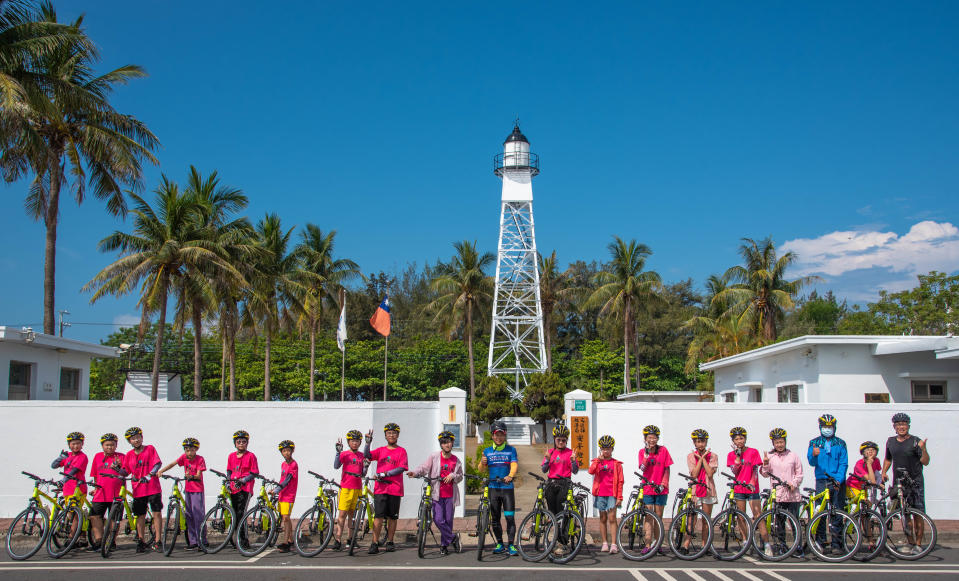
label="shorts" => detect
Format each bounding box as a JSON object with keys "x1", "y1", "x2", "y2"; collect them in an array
[
  {"x1": 645, "y1": 494, "x2": 667, "y2": 506},
  {"x1": 846, "y1": 486, "x2": 863, "y2": 500},
  {"x1": 132, "y1": 493, "x2": 163, "y2": 516},
  {"x1": 734, "y1": 492, "x2": 760, "y2": 501},
  {"x1": 279, "y1": 501, "x2": 294, "y2": 516},
  {"x1": 891, "y1": 483, "x2": 926, "y2": 511},
  {"x1": 373, "y1": 494, "x2": 401, "y2": 520},
  {"x1": 594, "y1": 496, "x2": 618, "y2": 511},
  {"x1": 339, "y1": 488, "x2": 360, "y2": 512},
  {"x1": 695, "y1": 495, "x2": 718, "y2": 506},
  {"x1": 90, "y1": 501, "x2": 111, "y2": 517}
]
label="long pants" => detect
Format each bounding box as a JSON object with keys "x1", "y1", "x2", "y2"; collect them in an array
[
  {"x1": 773, "y1": 501, "x2": 801, "y2": 545},
  {"x1": 545, "y1": 480, "x2": 571, "y2": 543},
  {"x1": 433, "y1": 496, "x2": 455, "y2": 547},
  {"x1": 184, "y1": 491, "x2": 206, "y2": 546},
  {"x1": 230, "y1": 492, "x2": 251, "y2": 543},
  {"x1": 814, "y1": 479, "x2": 845, "y2": 548},
  {"x1": 489, "y1": 488, "x2": 516, "y2": 545}
]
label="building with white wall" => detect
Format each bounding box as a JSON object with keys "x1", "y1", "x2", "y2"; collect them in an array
[
  {"x1": 699, "y1": 335, "x2": 959, "y2": 404},
  {"x1": 0, "y1": 326, "x2": 118, "y2": 400}
]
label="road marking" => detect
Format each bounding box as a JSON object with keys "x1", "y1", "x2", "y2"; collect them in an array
[
  {"x1": 654, "y1": 569, "x2": 676, "y2": 581},
  {"x1": 685, "y1": 571, "x2": 707, "y2": 581},
  {"x1": 742, "y1": 554, "x2": 760, "y2": 565},
  {"x1": 763, "y1": 572, "x2": 792, "y2": 581},
  {"x1": 737, "y1": 571, "x2": 763, "y2": 581},
  {"x1": 246, "y1": 548, "x2": 273, "y2": 563},
  {"x1": 710, "y1": 571, "x2": 735, "y2": 581},
  {"x1": 629, "y1": 570, "x2": 649, "y2": 581}
]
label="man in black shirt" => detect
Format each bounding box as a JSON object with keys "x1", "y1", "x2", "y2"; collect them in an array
[{"x1": 881, "y1": 412, "x2": 930, "y2": 554}]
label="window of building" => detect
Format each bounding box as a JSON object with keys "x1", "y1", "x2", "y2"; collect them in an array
[
  {"x1": 8, "y1": 361, "x2": 32, "y2": 400},
  {"x1": 722, "y1": 392, "x2": 736, "y2": 403},
  {"x1": 911, "y1": 382, "x2": 946, "y2": 403},
  {"x1": 751, "y1": 386, "x2": 762, "y2": 402},
  {"x1": 59, "y1": 368, "x2": 81, "y2": 400},
  {"x1": 777, "y1": 384, "x2": 801, "y2": 403},
  {"x1": 865, "y1": 393, "x2": 890, "y2": 403}
]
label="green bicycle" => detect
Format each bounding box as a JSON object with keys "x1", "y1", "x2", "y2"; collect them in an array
[
  {"x1": 46, "y1": 475, "x2": 100, "y2": 558},
  {"x1": 236, "y1": 474, "x2": 283, "y2": 557},
  {"x1": 548, "y1": 477, "x2": 591, "y2": 564},
  {"x1": 293, "y1": 471, "x2": 336, "y2": 557},
  {"x1": 348, "y1": 475, "x2": 379, "y2": 556},
  {"x1": 750, "y1": 473, "x2": 801, "y2": 561},
  {"x1": 5, "y1": 472, "x2": 66, "y2": 560},
  {"x1": 99, "y1": 474, "x2": 155, "y2": 558},
  {"x1": 710, "y1": 471, "x2": 755, "y2": 560},
  {"x1": 464, "y1": 474, "x2": 505, "y2": 561},
  {"x1": 515, "y1": 472, "x2": 558, "y2": 562},
  {"x1": 844, "y1": 474, "x2": 886, "y2": 561},
  {"x1": 411, "y1": 474, "x2": 445, "y2": 558},
  {"x1": 197, "y1": 469, "x2": 240, "y2": 554},
  {"x1": 160, "y1": 475, "x2": 190, "y2": 556},
  {"x1": 617, "y1": 472, "x2": 665, "y2": 561},
  {"x1": 798, "y1": 475, "x2": 861, "y2": 562},
  {"x1": 668, "y1": 473, "x2": 713, "y2": 559}
]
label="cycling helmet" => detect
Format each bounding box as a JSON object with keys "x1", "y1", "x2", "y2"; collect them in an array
[
  {"x1": 769, "y1": 428, "x2": 788, "y2": 441},
  {"x1": 437, "y1": 430, "x2": 455, "y2": 443},
  {"x1": 552, "y1": 424, "x2": 570, "y2": 437},
  {"x1": 598, "y1": 435, "x2": 615, "y2": 448},
  {"x1": 383, "y1": 422, "x2": 401, "y2": 433},
  {"x1": 860, "y1": 441, "x2": 879, "y2": 454},
  {"x1": 182, "y1": 437, "x2": 200, "y2": 449},
  {"x1": 643, "y1": 425, "x2": 660, "y2": 437},
  {"x1": 232, "y1": 429, "x2": 250, "y2": 441},
  {"x1": 490, "y1": 421, "x2": 507, "y2": 434},
  {"x1": 100, "y1": 433, "x2": 118, "y2": 444},
  {"x1": 66, "y1": 431, "x2": 84, "y2": 443},
  {"x1": 278, "y1": 439, "x2": 295, "y2": 451},
  {"x1": 891, "y1": 412, "x2": 911, "y2": 425},
  {"x1": 729, "y1": 426, "x2": 747, "y2": 438},
  {"x1": 818, "y1": 413, "x2": 837, "y2": 427},
  {"x1": 690, "y1": 428, "x2": 709, "y2": 441},
  {"x1": 124, "y1": 426, "x2": 143, "y2": 439},
  {"x1": 346, "y1": 429, "x2": 363, "y2": 441}
]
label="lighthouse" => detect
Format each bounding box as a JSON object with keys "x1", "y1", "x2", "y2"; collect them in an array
[{"x1": 487, "y1": 124, "x2": 547, "y2": 401}]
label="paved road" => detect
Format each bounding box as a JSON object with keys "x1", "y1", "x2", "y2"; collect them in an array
[{"x1": 3, "y1": 542, "x2": 958, "y2": 580}]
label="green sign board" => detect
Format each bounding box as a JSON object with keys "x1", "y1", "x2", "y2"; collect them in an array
[{"x1": 574, "y1": 400, "x2": 586, "y2": 411}]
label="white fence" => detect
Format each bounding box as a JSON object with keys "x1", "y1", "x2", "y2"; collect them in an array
[{"x1": 0, "y1": 388, "x2": 466, "y2": 519}]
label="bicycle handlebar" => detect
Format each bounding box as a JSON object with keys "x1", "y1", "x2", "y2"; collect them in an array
[
  {"x1": 720, "y1": 471, "x2": 755, "y2": 492},
  {"x1": 464, "y1": 474, "x2": 507, "y2": 484},
  {"x1": 527, "y1": 471, "x2": 546, "y2": 482},
  {"x1": 161, "y1": 475, "x2": 185, "y2": 482},
  {"x1": 678, "y1": 472, "x2": 699, "y2": 483}
]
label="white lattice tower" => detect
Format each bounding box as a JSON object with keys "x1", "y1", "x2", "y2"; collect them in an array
[{"x1": 487, "y1": 125, "x2": 547, "y2": 401}]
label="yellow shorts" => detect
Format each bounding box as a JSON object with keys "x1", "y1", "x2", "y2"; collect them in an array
[
  {"x1": 338, "y1": 488, "x2": 360, "y2": 512},
  {"x1": 279, "y1": 501, "x2": 294, "y2": 516}
]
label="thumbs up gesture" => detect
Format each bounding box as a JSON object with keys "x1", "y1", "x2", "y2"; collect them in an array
[
  {"x1": 812, "y1": 445, "x2": 820, "y2": 457},
  {"x1": 918, "y1": 438, "x2": 927, "y2": 451}
]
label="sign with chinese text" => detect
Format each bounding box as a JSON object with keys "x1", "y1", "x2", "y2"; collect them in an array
[{"x1": 570, "y1": 416, "x2": 589, "y2": 467}]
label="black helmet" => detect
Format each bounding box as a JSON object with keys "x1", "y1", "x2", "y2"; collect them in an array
[
  {"x1": 690, "y1": 428, "x2": 709, "y2": 441},
  {"x1": 383, "y1": 422, "x2": 401, "y2": 433},
  {"x1": 818, "y1": 413, "x2": 837, "y2": 427},
  {"x1": 643, "y1": 425, "x2": 660, "y2": 437},
  {"x1": 553, "y1": 424, "x2": 570, "y2": 437},
  {"x1": 233, "y1": 429, "x2": 250, "y2": 441},
  {"x1": 860, "y1": 441, "x2": 879, "y2": 454},
  {"x1": 437, "y1": 430, "x2": 455, "y2": 443},
  {"x1": 124, "y1": 426, "x2": 142, "y2": 440},
  {"x1": 278, "y1": 440, "x2": 295, "y2": 451},
  {"x1": 598, "y1": 435, "x2": 615, "y2": 448},
  {"x1": 892, "y1": 412, "x2": 911, "y2": 425},
  {"x1": 769, "y1": 428, "x2": 787, "y2": 441},
  {"x1": 100, "y1": 433, "x2": 118, "y2": 444},
  {"x1": 182, "y1": 437, "x2": 200, "y2": 449},
  {"x1": 66, "y1": 431, "x2": 85, "y2": 443},
  {"x1": 346, "y1": 429, "x2": 363, "y2": 441},
  {"x1": 490, "y1": 421, "x2": 507, "y2": 434},
  {"x1": 729, "y1": 426, "x2": 747, "y2": 438}
]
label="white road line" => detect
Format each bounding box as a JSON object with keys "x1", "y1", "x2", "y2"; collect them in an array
[
  {"x1": 655, "y1": 569, "x2": 677, "y2": 581},
  {"x1": 763, "y1": 572, "x2": 792, "y2": 581},
  {"x1": 709, "y1": 571, "x2": 735, "y2": 581},
  {"x1": 246, "y1": 547, "x2": 274, "y2": 563},
  {"x1": 737, "y1": 571, "x2": 763, "y2": 581},
  {"x1": 685, "y1": 571, "x2": 707, "y2": 581},
  {"x1": 741, "y1": 555, "x2": 760, "y2": 565},
  {"x1": 629, "y1": 570, "x2": 649, "y2": 581}
]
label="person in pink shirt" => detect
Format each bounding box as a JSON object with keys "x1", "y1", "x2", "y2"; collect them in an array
[
  {"x1": 364, "y1": 423, "x2": 408, "y2": 554},
  {"x1": 51, "y1": 431, "x2": 88, "y2": 546},
  {"x1": 158, "y1": 437, "x2": 206, "y2": 550},
  {"x1": 118, "y1": 426, "x2": 162, "y2": 552},
  {"x1": 226, "y1": 429, "x2": 259, "y2": 548},
  {"x1": 89, "y1": 433, "x2": 123, "y2": 551},
  {"x1": 588, "y1": 434, "x2": 623, "y2": 554},
  {"x1": 759, "y1": 428, "x2": 803, "y2": 557},
  {"x1": 685, "y1": 428, "x2": 717, "y2": 553},
  {"x1": 406, "y1": 430, "x2": 464, "y2": 555},
  {"x1": 638, "y1": 425, "x2": 672, "y2": 513},
  {"x1": 847, "y1": 441, "x2": 881, "y2": 504},
  {"x1": 332, "y1": 429, "x2": 366, "y2": 551},
  {"x1": 274, "y1": 440, "x2": 298, "y2": 553},
  {"x1": 727, "y1": 426, "x2": 762, "y2": 526},
  {"x1": 541, "y1": 424, "x2": 579, "y2": 550}
]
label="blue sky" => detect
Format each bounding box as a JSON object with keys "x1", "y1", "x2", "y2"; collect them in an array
[{"x1": 2, "y1": 1, "x2": 958, "y2": 342}]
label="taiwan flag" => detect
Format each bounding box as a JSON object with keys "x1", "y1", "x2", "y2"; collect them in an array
[{"x1": 369, "y1": 296, "x2": 391, "y2": 337}]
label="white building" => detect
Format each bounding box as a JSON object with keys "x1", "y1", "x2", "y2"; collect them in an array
[
  {"x1": 700, "y1": 335, "x2": 959, "y2": 404},
  {"x1": 0, "y1": 326, "x2": 119, "y2": 400}
]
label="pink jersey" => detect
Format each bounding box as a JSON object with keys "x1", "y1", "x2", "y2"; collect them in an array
[
  {"x1": 278, "y1": 460, "x2": 298, "y2": 503},
  {"x1": 439, "y1": 456, "x2": 457, "y2": 498},
  {"x1": 226, "y1": 451, "x2": 259, "y2": 494},
  {"x1": 176, "y1": 454, "x2": 206, "y2": 493},
  {"x1": 339, "y1": 450, "x2": 365, "y2": 490},
  {"x1": 687, "y1": 451, "x2": 718, "y2": 498},
  {"x1": 847, "y1": 458, "x2": 881, "y2": 490},
  {"x1": 590, "y1": 457, "x2": 621, "y2": 497},
  {"x1": 124, "y1": 445, "x2": 161, "y2": 498},
  {"x1": 727, "y1": 447, "x2": 761, "y2": 494},
  {"x1": 638, "y1": 446, "x2": 674, "y2": 495},
  {"x1": 58, "y1": 452, "x2": 88, "y2": 497},
  {"x1": 369, "y1": 446, "x2": 408, "y2": 496},
  {"x1": 546, "y1": 448, "x2": 576, "y2": 479},
  {"x1": 90, "y1": 452, "x2": 123, "y2": 502}
]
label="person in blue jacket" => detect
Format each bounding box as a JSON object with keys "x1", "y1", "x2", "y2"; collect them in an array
[{"x1": 807, "y1": 413, "x2": 848, "y2": 553}]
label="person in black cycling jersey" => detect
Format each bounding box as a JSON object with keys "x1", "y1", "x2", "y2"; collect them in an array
[{"x1": 481, "y1": 421, "x2": 519, "y2": 556}]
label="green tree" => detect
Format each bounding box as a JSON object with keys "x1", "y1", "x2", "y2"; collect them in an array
[
  {"x1": 868, "y1": 271, "x2": 959, "y2": 335},
  {"x1": 539, "y1": 251, "x2": 582, "y2": 371},
  {"x1": 523, "y1": 372, "x2": 566, "y2": 442},
  {"x1": 467, "y1": 375, "x2": 513, "y2": 424}
]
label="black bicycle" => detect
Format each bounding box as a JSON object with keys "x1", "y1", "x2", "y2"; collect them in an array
[
  {"x1": 884, "y1": 468, "x2": 937, "y2": 560},
  {"x1": 465, "y1": 474, "x2": 504, "y2": 561}
]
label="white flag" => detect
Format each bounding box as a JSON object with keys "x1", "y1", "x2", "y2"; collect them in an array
[{"x1": 336, "y1": 296, "x2": 347, "y2": 352}]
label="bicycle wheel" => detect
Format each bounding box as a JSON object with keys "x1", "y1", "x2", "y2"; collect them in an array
[
  {"x1": 851, "y1": 507, "x2": 885, "y2": 561},
  {"x1": 5, "y1": 505, "x2": 49, "y2": 560},
  {"x1": 617, "y1": 507, "x2": 664, "y2": 561},
  {"x1": 101, "y1": 504, "x2": 123, "y2": 558},
  {"x1": 710, "y1": 508, "x2": 752, "y2": 560},
  {"x1": 549, "y1": 510, "x2": 585, "y2": 564},
  {"x1": 236, "y1": 505, "x2": 276, "y2": 557},
  {"x1": 475, "y1": 504, "x2": 490, "y2": 561},
  {"x1": 294, "y1": 505, "x2": 334, "y2": 557},
  {"x1": 884, "y1": 508, "x2": 936, "y2": 560},
  {"x1": 516, "y1": 508, "x2": 557, "y2": 562},
  {"x1": 162, "y1": 504, "x2": 181, "y2": 556},
  {"x1": 199, "y1": 502, "x2": 235, "y2": 554},
  {"x1": 669, "y1": 507, "x2": 713, "y2": 560},
  {"x1": 348, "y1": 500, "x2": 368, "y2": 556},
  {"x1": 416, "y1": 501, "x2": 431, "y2": 558},
  {"x1": 751, "y1": 508, "x2": 800, "y2": 561},
  {"x1": 47, "y1": 506, "x2": 83, "y2": 558},
  {"x1": 805, "y1": 509, "x2": 860, "y2": 562}
]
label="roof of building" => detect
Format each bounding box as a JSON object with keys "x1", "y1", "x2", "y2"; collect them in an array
[
  {"x1": 0, "y1": 326, "x2": 119, "y2": 358},
  {"x1": 504, "y1": 124, "x2": 529, "y2": 144}
]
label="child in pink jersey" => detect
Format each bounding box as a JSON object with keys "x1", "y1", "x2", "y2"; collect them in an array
[
  {"x1": 727, "y1": 426, "x2": 763, "y2": 523},
  {"x1": 637, "y1": 425, "x2": 673, "y2": 525},
  {"x1": 89, "y1": 433, "x2": 123, "y2": 550},
  {"x1": 159, "y1": 437, "x2": 206, "y2": 550},
  {"x1": 274, "y1": 440, "x2": 298, "y2": 553},
  {"x1": 226, "y1": 429, "x2": 259, "y2": 548},
  {"x1": 51, "y1": 431, "x2": 88, "y2": 546},
  {"x1": 332, "y1": 429, "x2": 366, "y2": 551},
  {"x1": 541, "y1": 424, "x2": 579, "y2": 548},
  {"x1": 685, "y1": 428, "x2": 717, "y2": 554},
  {"x1": 588, "y1": 434, "x2": 623, "y2": 553},
  {"x1": 364, "y1": 423, "x2": 408, "y2": 554},
  {"x1": 847, "y1": 441, "x2": 881, "y2": 503},
  {"x1": 118, "y1": 426, "x2": 162, "y2": 552},
  {"x1": 407, "y1": 430, "x2": 464, "y2": 555}
]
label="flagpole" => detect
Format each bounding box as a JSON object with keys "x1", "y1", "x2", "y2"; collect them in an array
[
  {"x1": 340, "y1": 344, "x2": 346, "y2": 401},
  {"x1": 383, "y1": 334, "x2": 389, "y2": 401},
  {"x1": 337, "y1": 288, "x2": 347, "y2": 402}
]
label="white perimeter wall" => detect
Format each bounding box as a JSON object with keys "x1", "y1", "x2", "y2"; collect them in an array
[
  {"x1": 0, "y1": 389, "x2": 466, "y2": 519},
  {"x1": 565, "y1": 396, "x2": 959, "y2": 519}
]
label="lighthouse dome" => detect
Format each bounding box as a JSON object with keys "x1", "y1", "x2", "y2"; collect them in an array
[{"x1": 504, "y1": 125, "x2": 529, "y2": 145}]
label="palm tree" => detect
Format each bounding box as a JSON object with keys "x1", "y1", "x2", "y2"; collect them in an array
[
  {"x1": 1, "y1": 3, "x2": 158, "y2": 335},
  {"x1": 85, "y1": 178, "x2": 241, "y2": 400},
  {"x1": 538, "y1": 250, "x2": 582, "y2": 371},
  {"x1": 714, "y1": 237, "x2": 818, "y2": 343},
  {"x1": 684, "y1": 313, "x2": 757, "y2": 373},
  {"x1": 585, "y1": 236, "x2": 662, "y2": 393},
  {"x1": 294, "y1": 225, "x2": 360, "y2": 401},
  {"x1": 427, "y1": 240, "x2": 494, "y2": 398}
]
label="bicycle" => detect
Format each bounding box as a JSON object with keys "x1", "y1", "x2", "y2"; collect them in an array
[
  {"x1": 710, "y1": 471, "x2": 755, "y2": 560},
  {"x1": 515, "y1": 472, "x2": 558, "y2": 562},
  {"x1": 5, "y1": 472, "x2": 63, "y2": 560},
  {"x1": 668, "y1": 473, "x2": 713, "y2": 559},
  {"x1": 616, "y1": 472, "x2": 665, "y2": 561},
  {"x1": 883, "y1": 467, "x2": 937, "y2": 560},
  {"x1": 347, "y1": 474, "x2": 379, "y2": 556},
  {"x1": 750, "y1": 473, "x2": 802, "y2": 561},
  {"x1": 46, "y1": 475, "x2": 100, "y2": 558},
  {"x1": 798, "y1": 475, "x2": 861, "y2": 562},
  {"x1": 844, "y1": 473, "x2": 887, "y2": 561},
  {"x1": 236, "y1": 474, "x2": 283, "y2": 557},
  {"x1": 159, "y1": 475, "x2": 190, "y2": 556},
  {"x1": 197, "y1": 469, "x2": 240, "y2": 554},
  {"x1": 464, "y1": 474, "x2": 505, "y2": 561},
  {"x1": 292, "y1": 471, "x2": 336, "y2": 557},
  {"x1": 409, "y1": 474, "x2": 450, "y2": 558},
  {"x1": 549, "y1": 477, "x2": 591, "y2": 564},
  {"x1": 99, "y1": 474, "x2": 155, "y2": 558}
]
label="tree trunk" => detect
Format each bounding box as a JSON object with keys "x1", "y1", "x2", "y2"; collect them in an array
[
  {"x1": 192, "y1": 306, "x2": 203, "y2": 400},
  {"x1": 634, "y1": 327, "x2": 642, "y2": 392},
  {"x1": 622, "y1": 299, "x2": 631, "y2": 393},
  {"x1": 467, "y1": 302, "x2": 475, "y2": 399},
  {"x1": 308, "y1": 317, "x2": 316, "y2": 401},
  {"x1": 763, "y1": 310, "x2": 777, "y2": 343},
  {"x1": 228, "y1": 335, "x2": 236, "y2": 401},
  {"x1": 264, "y1": 323, "x2": 272, "y2": 401},
  {"x1": 137, "y1": 300, "x2": 149, "y2": 343},
  {"x1": 150, "y1": 270, "x2": 170, "y2": 401},
  {"x1": 219, "y1": 332, "x2": 226, "y2": 401},
  {"x1": 42, "y1": 158, "x2": 62, "y2": 335}
]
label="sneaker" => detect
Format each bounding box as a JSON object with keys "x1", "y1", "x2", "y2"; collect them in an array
[
  {"x1": 912, "y1": 545, "x2": 923, "y2": 555},
  {"x1": 677, "y1": 546, "x2": 689, "y2": 556},
  {"x1": 610, "y1": 544, "x2": 619, "y2": 554},
  {"x1": 385, "y1": 541, "x2": 395, "y2": 552},
  {"x1": 185, "y1": 544, "x2": 198, "y2": 551},
  {"x1": 86, "y1": 543, "x2": 101, "y2": 552},
  {"x1": 553, "y1": 547, "x2": 566, "y2": 556},
  {"x1": 152, "y1": 542, "x2": 162, "y2": 552},
  {"x1": 764, "y1": 542, "x2": 774, "y2": 557},
  {"x1": 346, "y1": 537, "x2": 354, "y2": 548},
  {"x1": 452, "y1": 534, "x2": 461, "y2": 553},
  {"x1": 600, "y1": 542, "x2": 609, "y2": 552},
  {"x1": 368, "y1": 543, "x2": 379, "y2": 555},
  {"x1": 136, "y1": 541, "x2": 147, "y2": 554},
  {"x1": 332, "y1": 540, "x2": 342, "y2": 551},
  {"x1": 277, "y1": 543, "x2": 290, "y2": 553},
  {"x1": 492, "y1": 543, "x2": 506, "y2": 554},
  {"x1": 440, "y1": 545, "x2": 449, "y2": 556},
  {"x1": 508, "y1": 544, "x2": 519, "y2": 556}
]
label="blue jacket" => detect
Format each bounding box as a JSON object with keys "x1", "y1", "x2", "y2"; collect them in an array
[{"x1": 807, "y1": 435, "x2": 848, "y2": 482}]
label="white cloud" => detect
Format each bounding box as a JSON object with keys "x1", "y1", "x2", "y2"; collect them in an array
[{"x1": 112, "y1": 313, "x2": 141, "y2": 328}]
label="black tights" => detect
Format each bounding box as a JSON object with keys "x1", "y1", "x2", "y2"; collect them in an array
[{"x1": 489, "y1": 488, "x2": 516, "y2": 544}]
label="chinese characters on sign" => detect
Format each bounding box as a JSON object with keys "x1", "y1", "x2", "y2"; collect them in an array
[{"x1": 570, "y1": 416, "x2": 589, "y2": 467}]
